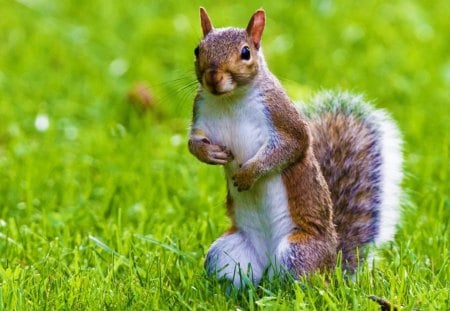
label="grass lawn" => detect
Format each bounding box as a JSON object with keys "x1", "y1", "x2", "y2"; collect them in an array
[{"x1": 1, "y1": 0, "x2": 449, "y2": 309}]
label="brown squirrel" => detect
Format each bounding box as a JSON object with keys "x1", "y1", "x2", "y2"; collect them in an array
[{"x1": 188, "y1": 8, "x2": 403, "y2": 288}]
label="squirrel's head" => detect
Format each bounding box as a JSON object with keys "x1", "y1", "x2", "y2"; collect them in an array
[{"x1": 194, "y1": 8, "x2": 265, "y2": 96}]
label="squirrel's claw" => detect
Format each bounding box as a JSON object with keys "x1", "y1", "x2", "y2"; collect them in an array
[
  {"x1": 231, "y1": 164, "x2": 258, "y2": 191},
  {"x1": 208, "y1": 146, "x2": 233, "y2": 164},
  {"x1": 208, "y1": 150, "x2": 233, "y2": 165},
  {"x1": 189, "y1": 136, "x2": 233, "y2": 165}
]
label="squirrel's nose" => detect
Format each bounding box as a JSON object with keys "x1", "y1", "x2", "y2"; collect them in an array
[
  {"x1": 205, "y1": 69, "x2": 224, "y2": 86},
  {"x1": 202, "y1": 69, "x2": 236, "y2": 95}
]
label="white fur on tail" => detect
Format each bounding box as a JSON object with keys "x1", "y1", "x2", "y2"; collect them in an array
[{"x1": 372, "y1": 109, "x2": 403, "y2": 244}]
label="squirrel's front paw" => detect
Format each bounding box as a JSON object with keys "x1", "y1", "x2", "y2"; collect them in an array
[
  {"x1": 232, "y1": 163, "x2": 259, "y2": 192},
  {"x1": 188, "y1": 136, "x2": 233, "y2": 165}
]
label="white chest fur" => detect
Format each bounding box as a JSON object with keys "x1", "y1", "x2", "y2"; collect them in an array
[
  {"x1": 196, "y1": 89, "x2": 269, "y2": 165},
  {"x1": 195, "y1": 89, "x2": 294, "y2": 263}
]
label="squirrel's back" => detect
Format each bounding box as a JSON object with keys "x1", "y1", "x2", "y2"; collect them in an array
[{"x1": 301, "y1": 91, "x2": 403, "y2": 269}]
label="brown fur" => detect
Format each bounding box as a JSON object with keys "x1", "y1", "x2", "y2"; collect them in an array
[
  {"x1": 282, "y1": 147, "x2": 338, "y2": 274},
  {"x1": 195, "y1": 8, "x2": 263, "y2": 95},
  {"x1": 225, "y1": 189, "x2": 236, "y2": 231},
  {"x1": 309, "y1": 113, "x2": 381, "y2": 269},
  {"x1": 200, "y1": 7, "x2": 213, "y2": 36},
  {"x1": 195, "y1": 29, "x2": 259, "y2": 95},
  {"x1": 246, "y1": 10, "x2": 265, "y2": 49}
]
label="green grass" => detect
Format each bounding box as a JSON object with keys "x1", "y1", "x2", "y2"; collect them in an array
[{"x1": 0, "y1": 0, "x2": 449, "y2": 309}]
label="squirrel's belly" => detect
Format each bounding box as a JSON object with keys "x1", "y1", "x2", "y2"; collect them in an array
[{"x1": 229, "y1": 174, "x2": 295, "y2": 255}]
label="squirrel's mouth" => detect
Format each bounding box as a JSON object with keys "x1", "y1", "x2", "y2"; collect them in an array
[{"x1": 209, "y1": 88, "x2": 230, "y2": 96}]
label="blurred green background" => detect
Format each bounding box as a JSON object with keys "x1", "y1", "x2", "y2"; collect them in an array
[{"x1": 0, "y1": 0, "x2": 449, "y2": 309}]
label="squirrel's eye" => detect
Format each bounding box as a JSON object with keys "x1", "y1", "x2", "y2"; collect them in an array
[
  {"x1": 240, "y1": 46, "x2": 251, "y2": 60},
  {"x1": 194, "y1": 46, "x2": 200, "y2": 58}
]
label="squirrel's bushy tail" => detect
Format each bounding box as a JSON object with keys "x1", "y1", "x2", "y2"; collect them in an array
[{"x1": 301, "y1": 91, "x2": 403, "y2": 270}]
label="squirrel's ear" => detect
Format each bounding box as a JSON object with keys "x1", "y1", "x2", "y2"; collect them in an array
[
  {"x1": 246, "y1": 9, "x2": 265, "y2": 49},
  {"x1": 200, "y1": 7, "x2": 213, "y2": 37}
]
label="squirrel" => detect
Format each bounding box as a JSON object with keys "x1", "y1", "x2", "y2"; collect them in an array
[{"x1": 188, "y1": 7, "x2": 403, "y2": 288}]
